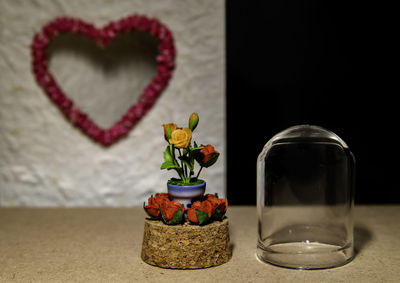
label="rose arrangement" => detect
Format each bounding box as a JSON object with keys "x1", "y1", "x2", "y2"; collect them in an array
[
  {"x1": 186, "y1": 194, "x2": 228, "y2": 225},
  {"x1": 143, "y1": 113, "x2": 227, "y2": 225},
  {"x1": 161, "y1": 113, "x2": 219, "y2": 185},
  {"x1": 144, "y1": 193, "x2": 185, "y2": 225},
  {"x1": 144, "y1": 193, "x2": 227, "y2": 225}
]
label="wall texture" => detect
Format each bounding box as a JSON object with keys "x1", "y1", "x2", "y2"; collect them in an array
[{"x1": 0, "y1": 0, "x2": 225, "y2": 206}]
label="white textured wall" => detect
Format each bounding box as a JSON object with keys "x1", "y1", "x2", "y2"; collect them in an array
[{"x1": 0, "y1": 0, "x2": 225, "y2": 206}]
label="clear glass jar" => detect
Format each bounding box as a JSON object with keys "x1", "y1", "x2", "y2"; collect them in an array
[{"x1": 257, "y1": 125, "x2": 355, "y2": 269}]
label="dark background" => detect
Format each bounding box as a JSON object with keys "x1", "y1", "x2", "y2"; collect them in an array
[{"x1": 226, "y1": 2, "x2": 397, "y2": 204}]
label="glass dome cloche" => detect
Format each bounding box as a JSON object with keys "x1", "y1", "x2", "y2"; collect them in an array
[{"x1": 257, "y1": 125, "x2": 355, "y2": 269}]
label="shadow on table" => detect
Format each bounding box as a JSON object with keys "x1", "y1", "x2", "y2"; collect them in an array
[
  {"x1": 354, "y1": 225, "x2": 373, "y2": 255},
  {"x1": 230, "y1": 243, "x2": 235, "y2": 255}
]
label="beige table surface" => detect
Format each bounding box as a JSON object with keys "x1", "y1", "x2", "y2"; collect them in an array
[{"x1": 1, "y1": 206, "x2": 399, "y2": 282}]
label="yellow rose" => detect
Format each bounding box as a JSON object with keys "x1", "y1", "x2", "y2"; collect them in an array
[{"x1": 169, "y1": 128, "x2": 192, "y2": 148}]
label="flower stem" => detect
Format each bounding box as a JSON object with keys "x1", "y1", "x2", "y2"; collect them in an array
[
  {"x1": 178, "y1": 149, "x2": 187, "y2": 182},
  {"x1": 196, "y1": 166, "x2": 204, "y2": 179},
  {"x1": 171, "y1": 144, "x2": 185, "y2": 181}
]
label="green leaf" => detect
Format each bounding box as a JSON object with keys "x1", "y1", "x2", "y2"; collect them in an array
[
  {"x1": 167, "y1": 209, "x2": 184, "y2": 225},
  {"x1": 178, "y1": 155, "x2": 193, "y2": 171},
  {"x1": 187, "y1": 146, "x2": 203, "y2": 174},
  {"x1": 163, "y1": 145, "x2": 174, "y2": 163},
  {"x1": 189, "y1": 147, "x2": 202, "y2": 161},
  {"x1": 203, "y1": 152, "x2": 220, "y2": 168},
  {"x1": 183, "y1": 145, "x2": 202, "y2": 156},
  {"x1": 161, "y1": 145, "x2": 184, "y2": 179},
  {"x1": 195, "y1": 209, "x2": 210, "y2": 225},
  {"x1": 160, "y1": 161, "x2": 180, "y2": 170},
  {"x1": 196, "y1": 152, "x2": 220, "y2": 168},
  {"x1": 212, "y1": 208, "x2": 225, "y2": 221},
  {"x1": 160, "y1": 205, "x2": 184, "y2": 225}
]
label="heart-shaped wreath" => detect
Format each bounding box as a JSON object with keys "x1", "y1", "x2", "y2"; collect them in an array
[{"x1": 31, "y1": 15, "x2": 176, "y2": 146}]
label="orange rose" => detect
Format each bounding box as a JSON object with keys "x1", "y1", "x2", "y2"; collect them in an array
[
  {"x1": 169, "y1": 128, "x2": 192, "y2": 148},
  {"x1": 144, "y1": 194, "x2": 169, "y2": 218},
  {"x1": 155, "y1": 193, "x2": 170, "y2": 199},
  {"x1": 216, "y1": 198, "x2": 228, "y2": 214},
  {"x1": 201, "y1": 200, "x2": 213, "y2": 217},
  {"x1": 205, "y1": 194, "x2": 219, "y2": 213},
  {"x1": 187, "y1": 201, "x2": 200, "y2": 223},
  {"x1": 160, "y1": 200, "x2": 184, "y2": 221},
  {"x1": 205, "y1": 194, "x2": 217, "y2": 201},
  {"x1": 205, "y1": 194, "x2": 228, "y2": 214},
  {"x1": 187, "y1": 200, "x2": 213, "y2": 223},
  {"x1": 200, "y1": 144, "x2": 219, "y2": 163}
]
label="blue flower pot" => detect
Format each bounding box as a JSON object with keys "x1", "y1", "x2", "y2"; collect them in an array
[{"x1": 167, "y1": 181, "x2": 206, "y2": 209}]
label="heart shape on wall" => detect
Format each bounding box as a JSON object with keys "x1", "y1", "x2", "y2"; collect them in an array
[{"x1": 31, "y1": 15, "x2": 176, "y2": 146}]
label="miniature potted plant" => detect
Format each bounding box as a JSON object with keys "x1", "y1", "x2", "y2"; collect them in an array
[
  {"x1": 143, "y1": 113, "x2": 227, "y2": 225},
  {"x1": 161, "y1": 113, "x2": 219, "y2": 206},
  {"x1": 141, "y1": 113, "x2": 231, "y2": 269}
]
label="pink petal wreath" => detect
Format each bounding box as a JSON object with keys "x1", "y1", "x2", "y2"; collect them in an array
[{"x1": 31, "y1": 15, "x2": 176, "y2": 146}]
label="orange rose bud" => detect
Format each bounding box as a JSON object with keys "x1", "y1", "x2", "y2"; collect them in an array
[
  {"x1": 145, "y1": 194, "x2": 169, "y2": 218},
  {"x1": 205, "y1": 194, "x2": 228, "y2": 214},
  {"x1": 144, "y1": 204, "x2": 160, "y2": 218},
  {"x1": 200, "y1": 144, "x2": 219, "y2": 163},
  {"x1": 200, "y1": 200, "x2": 214, "y2": 217},
  {"x1": 216, "y1": 198, "x2": 228, "y2": 214},
  {"x1": 162, "y1": 123, "x2": 177, "y2": 141},
  {"x1": 155, "y1": 193, "x2": 170, "y2": 199},
  {"x1": 205, "y1": 195, "x2": 219, "y2": 213},
  {"x1": 205, "y1": 193, "x2": 217, "y2": 200},
  {"x1": 188, "y1": 112, "x2": 199, "y2": 131},
  {"x1": 160, "y1": 200, "x2": 184, "y2": 221},
  {"x1": 187, "y1": 200, "x2": 214, "y2": 224},
  {"x1": 187, "y1": 201, "x2": 201, "y2": 223}
]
